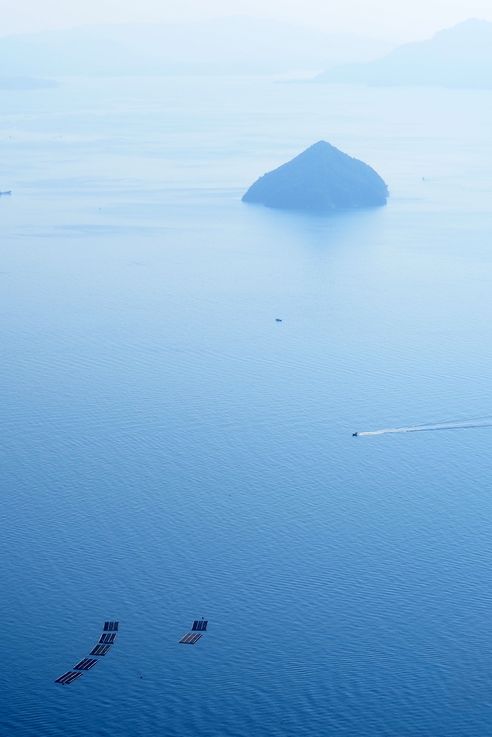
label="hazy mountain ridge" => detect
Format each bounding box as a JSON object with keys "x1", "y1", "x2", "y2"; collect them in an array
[
  {"x1": 0, "y1": 17, "x2": 391, "y2": 77},
  {"x1": 317, "y1": 19, "x2": 492, "y2": 88}
]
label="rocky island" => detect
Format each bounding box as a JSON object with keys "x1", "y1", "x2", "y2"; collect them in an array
[{"x1": 242, "y1": 141, "x2": 388, "y2": 213}]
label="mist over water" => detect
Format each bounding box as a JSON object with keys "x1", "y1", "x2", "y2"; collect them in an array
[{"x1": 1, "y1": 75, "x2": 492, "y2": 737}]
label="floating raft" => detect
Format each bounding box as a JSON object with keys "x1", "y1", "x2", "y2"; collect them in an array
[
  {"x1": 99, "y1": 632, "x2": 117, "y2": 645},
  {"x1": 55, "y1": 671, "x2": 83, "y2": 685},
  {"x1": 74, "y1": 658, "x2": 98, "y2": 671},
  {"x1": 179, "y1": 619, "x2": 208, "y2": 645},
  {"x1": 90, "y1": 644, "x2": 111, "y2": 657},
  {"x1": 179, "y1": 633, "x2": 203, "y2": 645},
  {"x1": 55, "y1": 620, "x2": 119, "y2": 685}
]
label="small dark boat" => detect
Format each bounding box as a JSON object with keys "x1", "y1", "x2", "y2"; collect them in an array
[
  {"x1": 275, "y1": 318, "x2": 282, "y2": 322},
  {"x1": 352, "y1": 432, "x2": 358, "y2": 437}
]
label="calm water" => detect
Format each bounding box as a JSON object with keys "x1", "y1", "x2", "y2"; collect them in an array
[{"x1": 1, "y1": 76, "x2": 492, "y2": 737}]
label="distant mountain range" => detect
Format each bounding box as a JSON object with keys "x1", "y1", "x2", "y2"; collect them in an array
[
  {"x1": 0, "y1": 17, "x2": 391, "y2": 77},
  {"x1": 317, "y1": 19, "x2": 492, "y2": 88}
]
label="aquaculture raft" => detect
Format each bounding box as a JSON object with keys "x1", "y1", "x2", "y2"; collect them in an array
[
  {"x1": 179, "y1": 619, "x2": 208, "y2": 645},
  {"x1": 55, "y1": 621, "x2": 119, "y2": 685}
]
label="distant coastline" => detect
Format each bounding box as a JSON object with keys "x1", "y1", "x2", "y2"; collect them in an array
[{"x1": 315, "y1": 19, "x2": 492, "y2": 89}]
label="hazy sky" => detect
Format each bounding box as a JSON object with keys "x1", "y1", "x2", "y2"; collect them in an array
[{"x1": 1, "y1": 0, "x2": 491, "y2": 40}]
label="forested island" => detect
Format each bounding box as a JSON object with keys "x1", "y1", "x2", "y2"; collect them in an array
[{"x1": 242, "y1": 141, "x2": 388, "y2": 213}]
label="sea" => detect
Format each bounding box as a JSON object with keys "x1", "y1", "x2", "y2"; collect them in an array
[{"x1": 1, "y1": 75, "x2": 492, "y2": 737}]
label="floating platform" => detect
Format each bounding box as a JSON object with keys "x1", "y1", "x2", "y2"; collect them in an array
[
  {"x1": 179, "y1": 633, "x2": 203, "y2": 645},
  {"x1": 91, "y1": 644, "x2": 111, "y2": 657},
  {"x1": 55, "y1": 671, "x2": 83, "y2": 685},
  {"x1": 192, "y1": 619, "x2": 208, "y2": 632},
  {"x1": 74, "y1": 658, "x2": 98, "y2": 671},
  {"x1": 99, "y1": 633, "x2": 117, "y2": 645},
  {"x1": 55, "y1": 620, "x2": 119, "y2": 685}
]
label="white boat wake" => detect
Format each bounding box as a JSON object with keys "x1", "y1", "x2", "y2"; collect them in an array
[{"x1": 353, "y1": 416, "x2": 492, "y2": 437}]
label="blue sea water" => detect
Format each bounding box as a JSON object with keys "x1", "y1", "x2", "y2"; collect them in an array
[{"x1": 1, "y1": 75, "x2": 492, "y2": 737}]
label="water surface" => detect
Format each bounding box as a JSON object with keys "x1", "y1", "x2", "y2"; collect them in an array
[{"x1": 1, "y1": 76, "x2": 492, "y2": 737}]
